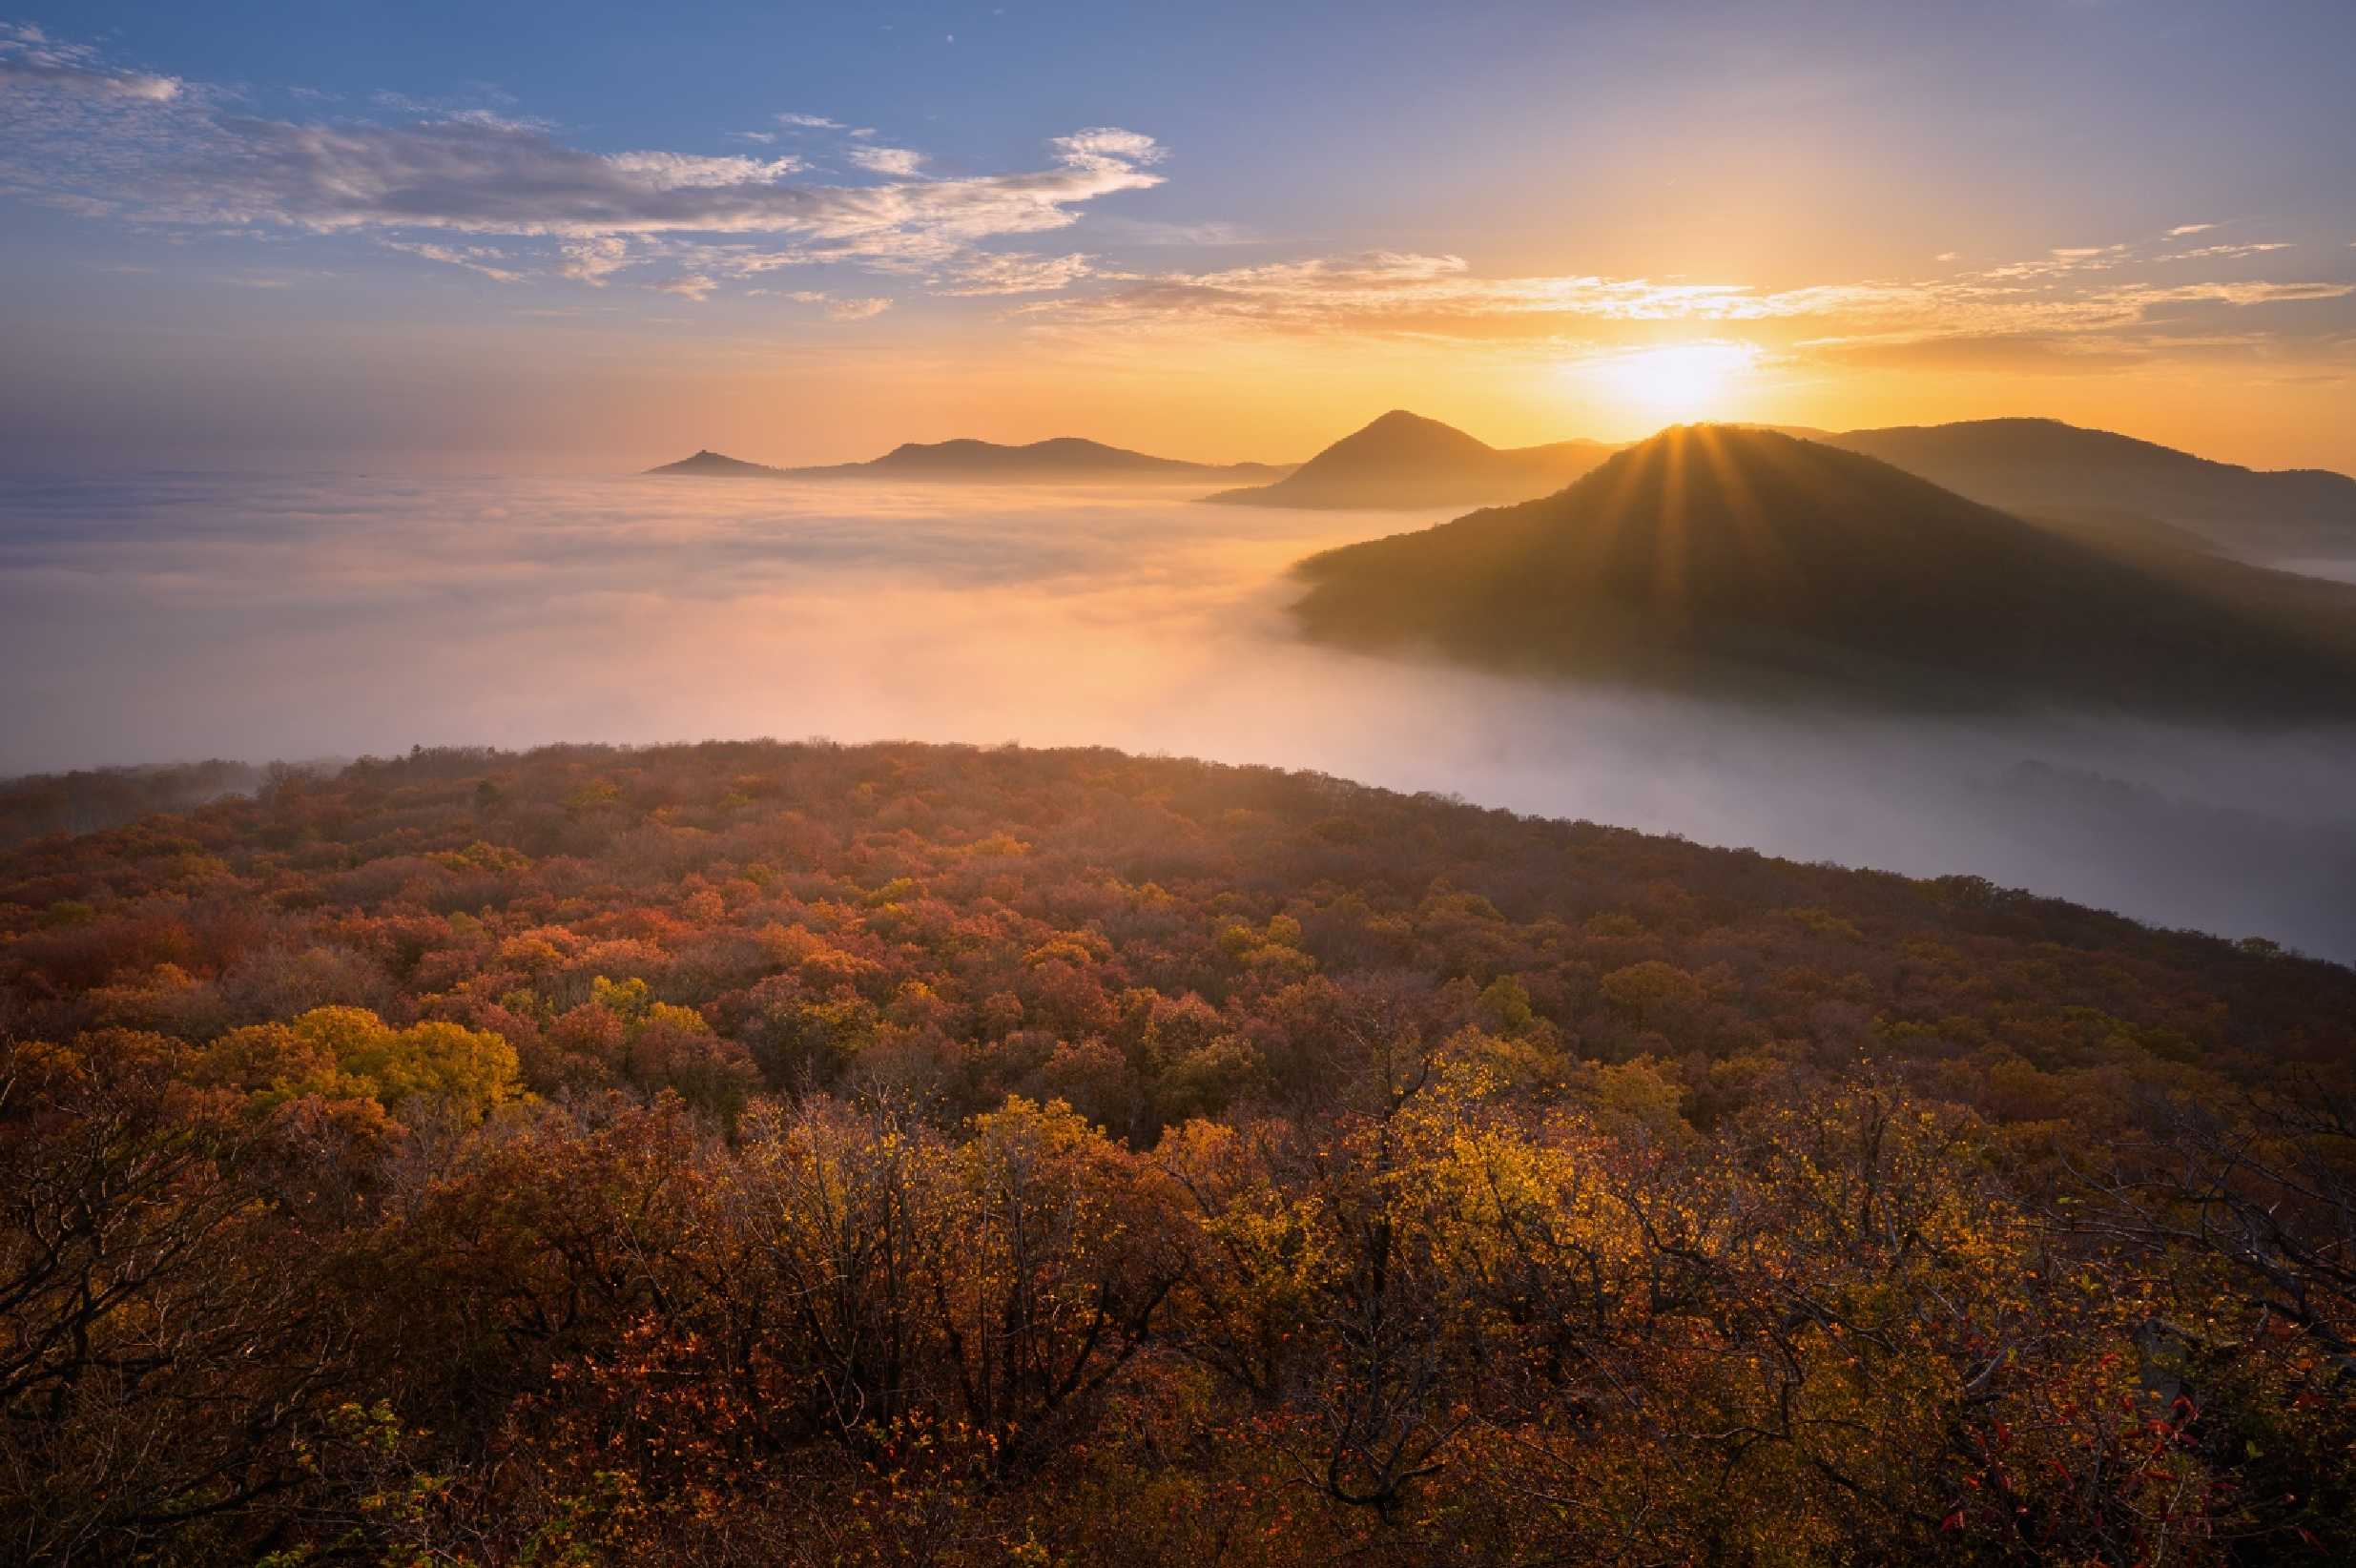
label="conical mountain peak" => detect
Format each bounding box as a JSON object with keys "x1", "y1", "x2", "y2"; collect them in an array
[{"x1": 1202, "y1": 410, "x2": 1618, "y2": 510}]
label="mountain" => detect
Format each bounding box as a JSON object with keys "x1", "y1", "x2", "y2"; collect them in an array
[
  {"x1": 1200, "y1": 409, "x2": 1622, "y2": 509},
  {"x1": 2012, "y1": 505, "x2": 2225, "y2": 558},
  {"x1": 645, "y1": 449, "x2": 788, "y2": 478},
  {"x1": 649, "y1": 437, "x2": 1292, "y2": 485},
  {"x1": 1291, "y1": 423, "x2": 2356, "y2": 720},
  {"x1": 1817, "y1": 418, "x2": 2356, "y2": 559},
  {"x1": 855, "y1": 436, "x2": 1290, "y2": 482}
]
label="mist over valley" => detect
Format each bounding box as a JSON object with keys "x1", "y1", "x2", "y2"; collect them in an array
[{"x1": 8, "y1": 461, "x2": 2353, "y2": 958}]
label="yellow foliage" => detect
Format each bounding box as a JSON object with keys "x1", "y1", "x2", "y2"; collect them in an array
[{"x1": 204, "y1": 1004, "x2": 519, "y2": 1124}]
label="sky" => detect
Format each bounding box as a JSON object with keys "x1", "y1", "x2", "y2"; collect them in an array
[{"x1": 3, "y1": 0, "x2": 2354, "y2": 472}]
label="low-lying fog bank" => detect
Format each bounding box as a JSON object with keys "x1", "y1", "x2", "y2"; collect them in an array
[{"x1": 4, "y1": 472, "x2": 2352, "y2": 959}]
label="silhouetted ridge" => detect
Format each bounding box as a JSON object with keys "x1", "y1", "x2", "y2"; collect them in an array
[
  {"x1": 1203, "y1": 410, "x2": 1620, "y2": 509},
  {"x1": 1292, "y1": 424, "x2": 2356, "y2": 720},
  {"x1": 1820, "y1": 417, "x2": 2356, "y2": 557},
  {"x1": 648, "y1": 438, "x2": 1292, "y2": 484}
]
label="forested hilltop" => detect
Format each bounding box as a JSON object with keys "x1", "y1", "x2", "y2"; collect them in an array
[
  {"x1": 5, "y1": 739, "x2": 2354, "y2": 1565},
  {"x1": 1290, "y1": 425, "x2": 2356, "y2": 720}
]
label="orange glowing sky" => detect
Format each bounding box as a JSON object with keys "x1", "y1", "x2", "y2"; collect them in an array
[{"x1": 3, "y1": 1, "x2": 2353, "y2": 473}]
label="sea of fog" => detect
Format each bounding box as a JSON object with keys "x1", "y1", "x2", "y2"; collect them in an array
[{"x1": 4, "y1": 471, "x2": 2354, "y2": 960}]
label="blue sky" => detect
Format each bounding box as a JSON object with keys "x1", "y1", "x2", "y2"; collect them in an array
[{"x1": 4, "y1": 0, "x2": 2352, "y2": 469}]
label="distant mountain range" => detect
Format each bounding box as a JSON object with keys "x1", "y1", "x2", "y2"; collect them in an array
[
  {"x1": 1291, "y1": 424, "x2": 2356, "y2": 721},
  {"x1": 1812, "y1": 418, "x2": 2356, "y2": 559},
  {"x1": 1219, "y1": 410, "x2": 2356, "y2": 558},
  {"x1": 648, "y1": 438, "x2": 1293, "y2": 485},
  {"x1": 651, "y1": 412, "x2": 2356, "y2": 567},
  {"x1": 1200, "y1": 409, "x2": 1622, "y2": 509}
]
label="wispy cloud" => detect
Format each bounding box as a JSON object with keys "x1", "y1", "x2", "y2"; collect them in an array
[
  {"x1": 558, "y1": 236, "x2": 632, "y2": 284},
  {"x1": 2166, "y1": 241, "x2": 2290, "y2": 261},
  {"x1": 1089, "y1": 217, "x2": 1259, "y2": 247},
  {"x1": 0, "y1": 31, "x2": 1163, "y2": 305},
  {"x1": 2111, "y1": 280, "x2": 2350, "y2": 308},
  {"x1": 943, "y1": 251, "x2": 1094, "y2": 295},
  {"x1": 382, "y1": 239, "x2": 525, "y2": 282},
  {"x1": 648, "y1": 273, "x2": 717, "y2": 301},
  {"x1": 821, "y1": 295, "x2": 891, "y2": 320},
  {"x1": 1005, "y1": 232, "x2": 2356, "y2": 387},
  {"x1": 1015, "y1": 251, "x2": 1922, "y2": 336},
  {"x1": 758, "y1": 289, "x2": 893, "y2": 320},
  {"x1": 367, "y1": 92, "x2": 550, "y2": 133},
  {"x1": 1051, "y1": 128, "x2": 1164, "y2": 165},
  {"x1": 846, "y1": 145, "x2": 925, "y2": 176},
  {"x1": 0, "y1": 25, "x2": 179, "y2": 101},
  {"x1": 158, "y1": 118, "x2": 1159, "y2": 244},
  {"x1": 602, "y1": 149, "x2": 810, "y2": 189}
]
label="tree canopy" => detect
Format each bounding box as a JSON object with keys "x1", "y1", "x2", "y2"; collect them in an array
[{"x1": 2, "y1": 738, "x2": 2352, "y2": 1563}]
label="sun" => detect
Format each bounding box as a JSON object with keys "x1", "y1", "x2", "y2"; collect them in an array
[{"x1": 1589, "y1": 341, "x2": 1757, "y2": 423}]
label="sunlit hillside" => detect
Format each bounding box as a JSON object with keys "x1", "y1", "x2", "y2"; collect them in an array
[
  {"x1": 1293, "y1": 424, "x2": 2356, "y2": 717},
  {"x1": 7, "y1": 739, "x2": 2355, "y2": 1562}
]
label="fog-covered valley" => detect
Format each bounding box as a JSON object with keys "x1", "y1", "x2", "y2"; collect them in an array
[{"x1": 4, "y1": 470, "x2": 2353, "y2": 958}]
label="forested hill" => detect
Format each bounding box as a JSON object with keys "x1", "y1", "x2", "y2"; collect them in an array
[
  {"x1": 0, "y1": 756, "x2": 266, "y2": 847},
  {"x1": 5, "y1": 738, "x2": 2354, "y2": 1564},
  {"x1": 1292, "y1": 423, "x2": 2356, "y2": 719},
  {"x1": 1821, "y1": 416, "x2": 2356, "y2": 556}
]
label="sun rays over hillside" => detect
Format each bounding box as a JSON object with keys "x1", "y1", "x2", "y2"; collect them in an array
[{"x1": 1292, "y1": 423, "x2": 2356, "y2": 716}]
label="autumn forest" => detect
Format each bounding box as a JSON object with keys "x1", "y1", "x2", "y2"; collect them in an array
[{"x1": 5, "y1": 741, "x2": 2353, "y2": 1565}]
